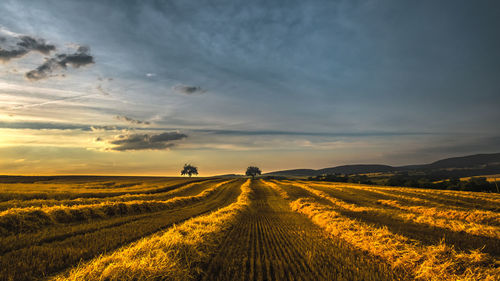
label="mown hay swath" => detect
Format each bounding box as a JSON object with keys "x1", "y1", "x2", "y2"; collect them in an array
[{"x1": 52, "y1": 179, "x2": 252, "y2": 281}]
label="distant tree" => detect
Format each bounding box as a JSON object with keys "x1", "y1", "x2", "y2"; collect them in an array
[
  {"x1": 246, "y1": 166, "x2": 262, "y2": 179},
  {"x1": 181, "y1": 164, "x2": 198, "y2": 177}
]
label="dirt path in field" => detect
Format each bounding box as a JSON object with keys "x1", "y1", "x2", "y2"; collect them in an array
[{"x1": 200, "y1": 180, "x2": 401, "y2": 281}]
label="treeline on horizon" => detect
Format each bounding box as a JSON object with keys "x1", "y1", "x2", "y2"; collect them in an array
[{"x1": 308, "y1": 173, "x2": 499, "y2": 193}]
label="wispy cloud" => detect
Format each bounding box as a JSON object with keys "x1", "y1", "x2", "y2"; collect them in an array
[
  {"x1": 10, "y1": 93, "x2": 98, "y2": 109},
  {"x1": 107, "y1": 132, "x2": 187, "y2": 151},
  {"x1": 0, "y1": 121, "x2": 120, "y2": 131},
  {"x1": 115, "y1": 115, "x2": 150, "y2": 125},
  {"x1": 412, "y1": 135, "x2": 500, "y2": 155},
  {"x1": 0, "y1": 121, "x2": 434, "y2": 137},
  {"x1": 96, "y1": 85, "x2": 111, "y2": 96},
  {"x1": 173, "y1": 84, "x2": 206, "y2": 95},
  {"x1": 196, "y1": 129, "x2": 435, "y2": 138}
]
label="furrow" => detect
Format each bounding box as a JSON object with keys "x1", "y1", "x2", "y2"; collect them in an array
[{"x1": 0, "y1": 180, "x2": 242, "y2": 281}]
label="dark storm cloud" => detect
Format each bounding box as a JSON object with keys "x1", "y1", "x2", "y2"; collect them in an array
[
  {"x1": 173, "y1": 85, "x2": 206, "y2": 95},
  {"x1": 26, "y1": 46, "x2": 94, "y2": 80},
  {"x1": 115, "y1": 115, "x2": 150, "y2": 125},
  {"x1": 108, "y1": 132, "x2": 187, "y2": 151},
  {"x1": 0, "y1": 29, "x2": 55, "y2": 62}
]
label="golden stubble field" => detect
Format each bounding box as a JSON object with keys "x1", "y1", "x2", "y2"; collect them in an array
[{"x1": 0, "y1": 176, "x2": 498, "y2": 281}]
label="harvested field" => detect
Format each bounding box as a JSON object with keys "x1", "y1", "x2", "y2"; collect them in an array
[
  {"x1": 1, "y1": 177, "x2": 498, "y2": 281},
  {"x1": 201, "y1": 180, "x2": 401, "y2": 281}
]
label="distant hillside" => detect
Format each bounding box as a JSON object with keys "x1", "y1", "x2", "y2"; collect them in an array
[
  {"x1": 262, "y1": 169, "x2": 317, "y2": 177},
  {"x1": 265, "y1": 165, "x2": 395, "y2": 177},
  {"x1": 318, "y1": 165, "x2": 394, "y2": 175},
  {"x1": 214, "y1": 174, "x2": 245, "y2": 178},
  {"x1": 426, "y1": 153, "x2": 500, "y2": 169},
  {"x1": 265, "y1": 152, "x2": 500, "y2": 177}
]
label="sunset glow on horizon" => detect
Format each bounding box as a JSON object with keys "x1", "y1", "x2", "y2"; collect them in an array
[{"x1": 1, "y1": 1, "x2": 499, "y2": 176}]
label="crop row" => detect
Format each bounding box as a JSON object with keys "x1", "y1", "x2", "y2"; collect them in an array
[
  {"x1": 203, "y1": 180, "x2": 403, "y2": 281},
  {"x1": 0, "y1": 179, "x2": 221, "y2": 211},
  {"x1": 0, "y1": 180, "x2": 231, "y2": 235},
  {"x1": 290, "y1": 199, "x2": 498, "y2": 281},
  {"x1": 295, "y1": 180, "x2": 500, "y2": 228},
  {"x1": 265, "y1": 180, "x2": 499, "y2": 281},
  {"x1": 0, "y1": 178, "x2": 207, "y2": 202},
  {"x1": 0, "y1": 180, "x2": 243, "y2": 281},
  {"x1": 304, "y1": 181, "x2": 500, "y2": 211},
  {"x1": 342, "y1": 185, "x2": 500, "y2": 223},
  {"x1": 288, "y1": 181, "x2": 500, "y2": 256},
  {"x1": 286, "y1": 182, "x2": 500, "y2": 239},
  {"x1": 377, "y1": 199, "x2": 500, "y2": 226},
  {"x1": 51, "y1": 179, "x2": 252, "y2": 281}
]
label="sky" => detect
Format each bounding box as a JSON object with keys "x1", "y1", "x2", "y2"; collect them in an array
[{"x1": 0, "y1": 0, "x2": 499, "y2": 176}]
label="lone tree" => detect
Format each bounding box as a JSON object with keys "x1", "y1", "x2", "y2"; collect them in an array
[
  {"x1": 246, "y1": 166, "x2": 262, "y2": 179},
  {"x1": 181, "y1": 164, "x2": 198, "y2": 177}
]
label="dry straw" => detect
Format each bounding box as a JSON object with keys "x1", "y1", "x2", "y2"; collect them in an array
[{"x1": 52, "y1": 179, "x2": 253, "y2": 281}]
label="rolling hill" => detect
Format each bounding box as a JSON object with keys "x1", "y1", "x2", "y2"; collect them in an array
[{"x1": 265, "y1": 152, "x2": 500, "y2": 177}]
